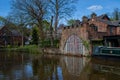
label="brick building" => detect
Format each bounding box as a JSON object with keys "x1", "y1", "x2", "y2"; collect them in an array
[
  {"x1": 0, "y1": 26, "x2": 23, "y2": 47},
  {"x1": 88, "y1": 14, "x2": 120, "y2": 40},
  {"x1": 60, "y1": 14, "x2": 120, "y2": 56}
]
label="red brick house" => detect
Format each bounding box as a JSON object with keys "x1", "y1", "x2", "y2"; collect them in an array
[
  {"x1": 60, "y1": 14, "x2": 120, "y2": 56},
  {"x1": 88, "y1": 14, "x2": 120, "y2": 40},
  {"x1": 88, "y1": 14, "x2": 120, "y2": 47},
  {"x1": 0, "y1": 26, "x2": 23, "y2": 47}
]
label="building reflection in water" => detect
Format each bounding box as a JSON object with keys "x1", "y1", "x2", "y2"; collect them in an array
[
  {"x1": 0, "y1": 52, "x2": 120, "y2": 80},
  {"x1": 60, "y1": 56, "x2": 88, "y2": 76},
  {"x1": 60, "y1": 56, "x2": 91, "y2": 80},
  {"x1": 90, "y1": 57, "x2": 120, "y2": 80},
  {"x1": 31, "y1": 55, "x2": 90, "y2": 80}
]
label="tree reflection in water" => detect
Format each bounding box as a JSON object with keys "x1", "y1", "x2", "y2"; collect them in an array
[
  {"x1": 32, "y1": 55, "x2": 90, "y2": 80},
  {"x1": 0, "y1": 52, "x2": 120, "y2": 80},
  {"x1": 0, "y1": 52, "x2": 31, "y2": 80},
  {"x1": 32, "y1": 55, "x2": 61, "y2": 80}
]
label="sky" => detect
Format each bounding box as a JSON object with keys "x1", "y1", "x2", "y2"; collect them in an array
[
  {"x1": 0, "y1": 0, "x2": 11, "y2": 17},
  {"x1": 74, "y1": 0, "x2": 120, "y2": 20},
  {"x1": 0, "y1": 0, "x2": 120, "y2": 23}
]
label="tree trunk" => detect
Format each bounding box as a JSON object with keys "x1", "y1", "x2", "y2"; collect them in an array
[
  {"x1": 50, "y1": 16, "x2": 54, "y2": 47},
  {"x1": 54, "y1": 0, "x2": 59, "y2": 39},
  {"x1": 22, "y1": 32, "x2": 24, "y2": 46},
  {"x1": 38, "y1": 22, "x2": 44, "y2": 40},
  {"x1": 54, "y1": 15, "x2": 58, "y2": 37}
]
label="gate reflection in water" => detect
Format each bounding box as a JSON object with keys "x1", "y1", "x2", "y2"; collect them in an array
[
  {"x1": 60, "y1": 56, "x2": 87, "y2": 76},
  {"x1": 0, "y1": 52, "x2": 120, "y2": 80}
]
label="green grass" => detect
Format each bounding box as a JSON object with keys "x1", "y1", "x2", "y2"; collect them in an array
[{"x1": 4, "y1": 45, "x2": 42, "y2": 54}]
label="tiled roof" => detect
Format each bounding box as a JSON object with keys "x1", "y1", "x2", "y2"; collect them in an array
[
  {"x1": 0, "y1": 26, "x2": 22, "y2": 36},
  {"x1": 97, "y1": 14, "x2": 110, "y2": 20},
  {"x1": 10, "y1": 30, "x2": 22, "y2": 36},
  {"x1": 97, "y1": 19, "x2": 113, "y2": 25},
  {"x1": 97, "y1": 14, "x2": 120, "y2": 26},
  {"x1": 111, "y1": 21, "x2": 120, "y2": 26}
]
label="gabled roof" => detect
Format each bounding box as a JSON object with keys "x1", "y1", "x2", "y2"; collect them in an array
[
  {"x1": 96, "y1": 14, "x2": 120, "y2": 26},
  {"x1": 97, "y1": 19, "x2": 113, "y2": 25},
  {"x1": 111, "y1": 21, "x2": 120, "y2": 26},
  {"x1": 0, "y1": 26, "x2": 22, "y2": 36},
  {"x1": 97, "y1": 14, "x2": 110, "y2": 20},
  {"x1": 10, "y1": 30, "x2": 22, "y2": 36}
]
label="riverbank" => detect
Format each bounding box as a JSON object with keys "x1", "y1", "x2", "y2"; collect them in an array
[
  {"x1": 0, "y1": 45, "x2": 91, "y2": 57},
  {"x1": 0, "y1": 45, "x2": 43, "y2": 54},
  {"x1": 43, "y1": 48, "x2": 91, "y2": 57}
]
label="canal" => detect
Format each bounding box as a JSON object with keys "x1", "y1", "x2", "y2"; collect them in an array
[{"x1": 0, "y1": 52, "x2": 120, "y2": 80}]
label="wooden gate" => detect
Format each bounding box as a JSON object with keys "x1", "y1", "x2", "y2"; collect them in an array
[{"x1": 64, "y1": 35, "x2": 84, "y2": 55}]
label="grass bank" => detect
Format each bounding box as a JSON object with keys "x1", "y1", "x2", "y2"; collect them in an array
[{"x1": 3, "y1": 45, "x2": 43, "y2": 54}]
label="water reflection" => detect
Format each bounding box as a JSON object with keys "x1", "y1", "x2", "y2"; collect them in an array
[
  {"x1": 32, "y1": 55, "x2": 61, "y2": 80},
  {"x1": 0, "y1": 52, "x2": 120, "y2": 80},
  {"x1": 60, "y1": 56, "x2": 89, "y2": 76},
  {"x1": 90, "y1": 57, "x2": 120, "y2": 80},
  {"x1": 0, "y1": 52, "x2": 32, "y2": 80},
  {"x1": 60, "y1": 56, "x2": 91, "y2": 80}
]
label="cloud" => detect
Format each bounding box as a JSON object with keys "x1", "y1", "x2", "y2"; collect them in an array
[{"x1": 87, "y1": 5, "x2": 103, "y2": 11}]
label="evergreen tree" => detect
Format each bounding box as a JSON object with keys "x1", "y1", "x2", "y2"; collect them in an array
[
  {"x1": 67, "y1": 19, "x2": 75, "y2": 26},
  {"x1": 32, "y1": 27, "x2": 39, "y2": 45}
]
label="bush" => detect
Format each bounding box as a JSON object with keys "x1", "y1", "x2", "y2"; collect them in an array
[{"x1": 40, "y1": 39, "x2": 59, "y2": 48}]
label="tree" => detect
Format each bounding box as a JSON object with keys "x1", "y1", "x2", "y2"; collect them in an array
[
  {"x1": 42, "y1": 20, "x2": 50, "y2": 32},
  {"x1": 108, "y1": 8, "x2": 120, "y2": 21},
  {"x1": 50, "y1": 16, "x2": 54, "y2": 46},
  {"x1": 0, "y1": 16, "x2": 7, "y2": 26},
  {"x1": 67, "y1": 19, "x2": 76, "y2": 26},
  {"x1": 112, "y1": 8, "x2": 120, "y2": 20},
  {"x1": 48, "y1": 0, "x2": 77, "y2": 35},
  {"x1": 32, "y1": 26, "x2": 39, "y2": 45},
  {"x1": 0, "y1": 16, "x2": 16, "y2": 27},
  {"x1": 11, "y1": 0, "x2": 48, "y2": 40}
]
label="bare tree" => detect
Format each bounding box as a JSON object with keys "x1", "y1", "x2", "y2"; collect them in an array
[
  {"x1": 48, "y1": 0, "x2": 77, "y2": 37},
  {"x1": 0, "y1": 16, "x2": 8, "y2": 26},
  {"x1": 11, "y1": 0, "x2": 48, "y2": 40},
  {"x1": 113, "y1": 8, "x2": 120, "y2": 20}
]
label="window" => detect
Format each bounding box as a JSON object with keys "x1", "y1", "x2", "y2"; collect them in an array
[
  {"x1": 110, "y1": 27, "x2": 113, "y2": 35},
  {"x1": 94, "y1": 26, "x2": 98, "y2": 31}
]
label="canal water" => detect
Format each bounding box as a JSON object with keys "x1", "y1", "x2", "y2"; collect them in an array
[{"x1": 0, "y1": 52, "x2": 120, "y2": 80}]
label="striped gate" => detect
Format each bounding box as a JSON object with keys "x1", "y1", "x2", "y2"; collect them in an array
[{"x1": 64, "y1": 35, "x2": 84, "y2": 55}]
